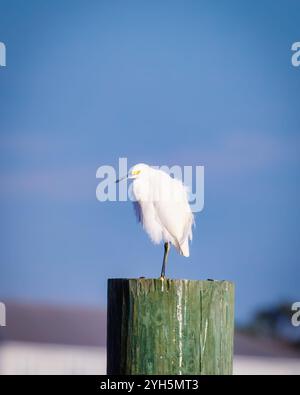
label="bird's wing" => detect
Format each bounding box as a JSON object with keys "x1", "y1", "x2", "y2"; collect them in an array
[
  {"x1": 153, "y1": 200, "x2": 193, "y2": 246},
  {"x1": 133, "y1": 201, "x2": 143, "y2": 223}
]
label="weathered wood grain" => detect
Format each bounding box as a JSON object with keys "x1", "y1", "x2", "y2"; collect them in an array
[{"x1": 107, "y1": 278, "x2": 234, "y2": 375}]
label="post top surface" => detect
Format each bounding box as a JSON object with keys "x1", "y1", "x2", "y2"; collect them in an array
[{"x1": 108, "y1": 278, "x2": 234, "y2": 285}]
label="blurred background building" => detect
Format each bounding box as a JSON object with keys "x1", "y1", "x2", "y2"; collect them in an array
[{"x1": 0, "y1": 300, "x2": 299, "y2": 375}]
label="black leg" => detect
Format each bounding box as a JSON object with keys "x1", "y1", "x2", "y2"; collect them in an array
[{"x1": 160, "y1": 242, "x2": 170, "y2": 278}]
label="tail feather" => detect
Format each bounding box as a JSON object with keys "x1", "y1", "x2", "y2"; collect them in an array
[{"x1": 179, "y1": 238, "x2": 190, "y2": 257}]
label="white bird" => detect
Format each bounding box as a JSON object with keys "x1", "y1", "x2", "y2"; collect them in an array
[{"x1": 116, "y1": 163, "x2": 194, "y2": 278}]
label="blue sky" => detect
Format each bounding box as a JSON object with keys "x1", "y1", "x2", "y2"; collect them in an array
[{"x1": 0, "y1": 0, "x2": 299, "y2": 323}]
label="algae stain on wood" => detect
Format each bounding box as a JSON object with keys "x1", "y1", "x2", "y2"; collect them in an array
[{"x1": 107, "y1": 278, "x2": 234, "y2": 375}]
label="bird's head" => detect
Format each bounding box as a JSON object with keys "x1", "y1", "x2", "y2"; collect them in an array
[
  {"x1": 128, "y1": 163, "x2": 150, "y2": 179},
  {"x1": 116, "y1": 163, "x2": 150, "y2": 183}
]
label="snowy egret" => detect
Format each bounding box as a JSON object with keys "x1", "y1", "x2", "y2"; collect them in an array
[{"x1": 116, "y1": 164, "x2": 194, "y2": 278}]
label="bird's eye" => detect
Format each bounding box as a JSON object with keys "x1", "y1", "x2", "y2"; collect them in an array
[{"x1": 132, "y1": 170, "x2": 141, "y2": 175}]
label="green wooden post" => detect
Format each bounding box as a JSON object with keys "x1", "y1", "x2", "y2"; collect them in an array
[{"x1": 107, "y1": 278, "x2": 234, "y2": 375}]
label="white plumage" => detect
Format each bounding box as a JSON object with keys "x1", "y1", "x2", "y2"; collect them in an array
[
  {"x1": 132, "y1": 164, "x2": 193, "y2": 256},
  {"x1": 117, "y1": 163, "x2": 194, "y2": 277}
]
